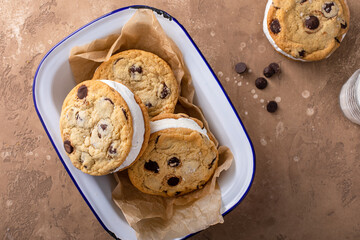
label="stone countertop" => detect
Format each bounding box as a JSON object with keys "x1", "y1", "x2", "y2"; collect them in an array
[{"x1": 1, "y1": 0, "x2": 360, "y2": 239}]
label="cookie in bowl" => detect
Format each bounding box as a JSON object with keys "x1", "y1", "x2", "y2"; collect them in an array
[
  {"x1": 92, "y1": 49, "x2": 179, "y2": 117},
  {"x1": 59, "y1": 80, "x2": 150, "y2": 176},
  {"x1": 263, "y1": 0, "x2": 350, "y2": 61},
  {"x1": 128, "y1": 113, "x2": 219, "y2": 197}
]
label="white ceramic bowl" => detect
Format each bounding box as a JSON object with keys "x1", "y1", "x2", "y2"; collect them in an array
[{"x1": 33, "y1": 5, "x2": 255, "y2": 240}]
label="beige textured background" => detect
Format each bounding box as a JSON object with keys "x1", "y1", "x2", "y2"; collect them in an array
[{"x1": 1, "y1": 0, "x2": 360, "y2": 239}]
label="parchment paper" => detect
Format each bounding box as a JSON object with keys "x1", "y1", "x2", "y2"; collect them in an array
[{"x1": 69, "y1": 8, "x2": 234, "y2": 240}]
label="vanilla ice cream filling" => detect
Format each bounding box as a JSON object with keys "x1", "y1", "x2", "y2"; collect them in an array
[
  {"x1": 100, "y1": 80, "x2": 145, "y2": 172},
  {"x1": 263, "y1": 0, "x2": 346, "y2": 61},
  {"x1": 150, "y1": 118, "x2": 209, "y2": 139}
]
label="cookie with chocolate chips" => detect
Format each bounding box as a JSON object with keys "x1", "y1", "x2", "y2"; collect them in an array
[
  {"x1": 263, "y1": 0, "x2": 350, "y2": 61},
  {"x1": 60, "y1": 80, "x2": 150, "y2": 176},
  {"x1": 128, "y1": 113, "x2": 218, "y2": 197},
  {"x1": 92, "y1": 49, "x2": 179, "y2": 117}
]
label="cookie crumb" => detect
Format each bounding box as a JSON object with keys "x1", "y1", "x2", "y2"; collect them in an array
[
  {"x1": 260, "y1": 138, "x2": 267, "y2": 146},
  {"x1": 302, "y1": 90, "x2": 310, "y2": 98},
  {"x1": 307, "y1": 107, "x2": 315, "y2": 116}
]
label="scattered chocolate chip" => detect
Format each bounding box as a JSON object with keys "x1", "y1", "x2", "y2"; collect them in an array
[
  {"x1": 235, "y1": 62, "x2": 247, "y2": 74},
  {"x1": 108, "y1": 145, "x2": 117, "y2": 155},
  {"x1": 145, "y1": 102, "x2": 153, "y2": 108},
  {"x1": 305, "y1": 16, "x2": 320, "y2": 30},
  {"x1": 84, "y1": 165, "x2": 88, "y2": 169},
  {"x1": 263, "y1": 66, "x2": 275, "y2": 78},
  {"x1": 267, "y1": 101, "x2": 278, "y2": 113},
  {"x1": 175, "y1": 191, "x2": 182, "y2": 196},
  {"x1": 208, "y1": 157, "x2": 217, "y2": 169},
  {"x1": 159, "y1": 83, "x2": 171, "y2": 99},
  {"x1": 113, "y1": 57, "x2": 123, "y2": 65},
  {"x1": 75, "y1": 112, "x2": 79, "y2": 120},
  {"x1": 269, "y1": 63, "x2": 280, "y2": 73},
  {"x1": 98, "y1": 133, "x2": 101, "y2": 139},
  {"x1": 163, "y1": 190, "x2": 168, "y2": 194},
  {"x1": 122, "y1": 108, "x2": 128, "y2": 120},
  {"x1": 100, "y1": 124, "x2": 107, "y2": 130},
  {"x1": 323, "y1": 2, "x2": 334, "y2": 13},
  {"x1": 335, "y1": 37, "x2": 341, "y2": 43},
  {"x1": 167, "y1": 177, "x2": 180, "y2": 186},
  {"x1": 64, "y1": 140, "x2": 73, "y2": 154},
  {"x1": 155, "y1": 135, "x2": 160, "y2": 144},
  {"x1": 255, "y1": 77, "x2": 268, "y2": 90},
  {"x1": 300, "y1": 0, "x2": 307, "y2": 3},
  {"x1": 322, "y1": 2, "x2": 339, "y2": 18},
  {"x1": 77, "y1": 85, "x2": 88, "y2": 99},
  {"x1": 341, "y1": 22, "x2": 347, "y2": 29},
  {"x1": 168, "y1": 157, "x2": 180, "y2": 167},
  {"x1": 104, "y1": 98, "x2": 114, "y2": 105},
  {"x1": 270, "y1": 19, "x2": 281, "y2": 34},
  {"x1": 299, "y1": 50, "x2": 306, "y2": 57},
  {"x1": 144, "y1": 160, "x2": 159, "y2": 173},
  {"x1": 129, "y1": 65, "x2": 143, "y2": 74}
]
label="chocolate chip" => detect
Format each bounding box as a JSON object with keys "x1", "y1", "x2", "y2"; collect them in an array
[
  {"x1": 322, "y1": 2, "x2": 339, "y2": 18},
  {"x1": 208, "y1": 157, "x2": 217, "y2": 169},
  {"x1": 235, "y1": 62, "x2": 247, "y2": 74},
  {"x1": 155, "y1": 135, "x2": 160, "y2": 144},
  {"x1": 159, "y1": 83, "x2": 171, "y2": 99},
  {"x1": 323, "y1": 2, "x2": 334, "y2": 13},
  {"x1": 104, "y1": 98, "x2": 114, "y2": 105},
  {"x1": 145, "y1": 102, "x2": 153, "y2": 108},
  {"x1": 64, "y1": 140, "x2": 73, "y2": 154},
  {"x1": 108, "y1": 145, "x2": 117, "y2": 155},
  {"x1": 100, "y1": 124, "x2": 107, "y2": 130},
  {"x1": 129, "y1": 65, "x2": 143, "y2": 74},
  {"x1": 269, "y1": 63, "x2": 280, "y2": 73},
  {"x1": 341, "y1": 22, "x2": 347, "y2": 29},
  {"x1": 75, "y1": 112, "x2": 79, "y2": 120},
  {"x1": 299, "y1": 50, "x2": 306, "y2": 57},
  {"x1": 175, "y1": 191, "x2": 182, "y2": 196},
  {"x1": 267, "y1": 101, "x2": 278, "y2": 113},
  {"x1": 122, "y1": 108, "x2": 128, "y2": 120},
  {"x1": 84, "y1": 165, "x2": 88, "y2": 169},
  {"x1": 270, "y1": 19, "x2": 281, "y2": 34},
  {"x1": 300, "y1": 0, "x2": 307, "y2": 3},
  {"x1": 167, "y1": 177, "x2": 180, "y2": 186},
  {"x1": 168, "y1": 157, "x2": 180, "y2": 167},
  {"x1": 144, "y1": 160, "x2": 159, "y2": 173},
  {"x1": 335, "y1": 37, "x2": 341, "y2": 43},
  {"x1": 263, "y1": 66, "x2": 275, "y2": 78},
  {"x1": 98, "y1": 133, "x2": 101, "y2": 138},
  {"x1": 305, "y1": 16, "x2": 320, "y2": 30},
  {"x1": 255, "y1": 77, "x2": 268, "y2": 90},
  {"x1": 77, "y1": 85, "x2": 88, "y2": 99},
  {"x1": 113, "y1": 57, "x2": 123, "y2": 65}
]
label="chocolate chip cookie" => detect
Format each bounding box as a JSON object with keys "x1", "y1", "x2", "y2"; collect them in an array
[
  {"x1": 263, "y1": 0, "x2": 350, "y2": 61},
  {"x1": 92, "y1": 50, "x2": 179, "y2": 117},
  {"x1": 128, "y1": 113, "x2": 218, "y2": 197},
  {"x1": 60, "y1": 80, "x2": 150, "y2": 176}
]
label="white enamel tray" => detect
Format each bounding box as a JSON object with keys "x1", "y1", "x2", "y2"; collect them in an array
[{"x1": 33, "y1": 6, "x2": 255, "y2": 240}]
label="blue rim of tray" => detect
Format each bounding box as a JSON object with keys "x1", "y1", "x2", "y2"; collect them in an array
[{"x1": 32, "y1": 5, "x2": 256, "y2": 240}]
